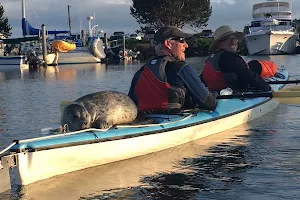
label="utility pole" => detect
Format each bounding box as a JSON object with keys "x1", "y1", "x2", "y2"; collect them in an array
[{"x1": 68, "y1": 5, "x2": 72, "y2": 35}]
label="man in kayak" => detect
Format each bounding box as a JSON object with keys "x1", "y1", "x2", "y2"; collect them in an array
[
  {"x1": 200, "y1": 25, "x2": 271, "y2": 92},
  {"x1": 128, "y1": 26, "x2": 217, "y2": 114}
]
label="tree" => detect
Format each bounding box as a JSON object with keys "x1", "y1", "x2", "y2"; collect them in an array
[
  {"x1": 130, "y1": 0, "x2": 212, "y2": 29},
  {"x1": 293, "y1": 18, "x2": 300, "y2": 29},
  {"x1": 0, "y1": 4, "x2": 12, "y2": 38}
]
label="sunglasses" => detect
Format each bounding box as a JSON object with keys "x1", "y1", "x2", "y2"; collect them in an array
[
  {"x1": 168, "y1": 37, "x2": 186, "y2": 43},
  {"x1": 220, "y1": 36, "x2": 239, "y2": 42}
]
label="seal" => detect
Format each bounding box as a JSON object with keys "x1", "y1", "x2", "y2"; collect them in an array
[{"x1": 61, "y1": 91, "x2": 138, "y2": 131}]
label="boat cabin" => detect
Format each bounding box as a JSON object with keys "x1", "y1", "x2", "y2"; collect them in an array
[{"x1": 245, "y1": 0, "x2": 295, "y2": 33}]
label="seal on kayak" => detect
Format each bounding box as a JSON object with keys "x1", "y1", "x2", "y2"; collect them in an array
[{"x1": 61, "y1": 91, "x2": 138, "y2": 131}]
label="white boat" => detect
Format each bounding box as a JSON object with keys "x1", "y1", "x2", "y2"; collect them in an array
[
  {"x1": 244, "y1": 0, "x2": 297, "y2": 55},
  {"x1": 0, "y1": 56, "x2": 29, "y2": 71},
  {"x1": 0, "y1": 40, "x2": 27, "y2": 71},
  {"x1": 0, "y1": 69, "x2": 292, "y2": 192},
  {"x1": 48, "y1": 38, "x2": 106, "y2": 65}
]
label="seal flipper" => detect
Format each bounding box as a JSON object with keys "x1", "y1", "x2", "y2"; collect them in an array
[{"x1": 93, "y1": 119, "x2": 113, "y2": 129}]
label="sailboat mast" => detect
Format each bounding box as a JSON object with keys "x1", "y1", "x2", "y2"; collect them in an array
[
  {"x1": 22, "y1": 0, "x2": 26, "y2": 19},
  {"x1": 68, "y1": 5, "x2": 72, "y2": 35}
]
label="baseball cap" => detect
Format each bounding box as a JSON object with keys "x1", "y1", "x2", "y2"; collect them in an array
[{"x1": 154, "y1": 26, "x2": 193, "y2": 44}]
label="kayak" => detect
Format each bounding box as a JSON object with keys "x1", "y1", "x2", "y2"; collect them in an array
[{"x1": 0, "y1": 68, "x2": 288, "y2": 189}]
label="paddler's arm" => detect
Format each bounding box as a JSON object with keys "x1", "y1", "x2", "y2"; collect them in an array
[
  {"x1": 219, "y1": 51, "x2": 271, "y2": 91},
  {"x1": 177, "y1": 63, "x2": 218, "y2": 111}
]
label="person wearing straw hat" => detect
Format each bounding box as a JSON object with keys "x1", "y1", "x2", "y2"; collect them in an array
[
  {"x1": 128, "y1": 26, "x2": 217, "y2": 113},
  {"x1": 200, "y1": 25, "x2": 271, "y2": 92}
]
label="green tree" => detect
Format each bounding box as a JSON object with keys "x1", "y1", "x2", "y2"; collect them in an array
[
  {"x1": 293, "y1": 18, "x2": 300, "y2": 31},
  {"x1": 130, "y1": 0, "x2": 212, "y2": 29},
  {"x1": 0, "y1": 4, "x2": 12, "y2": 38}
]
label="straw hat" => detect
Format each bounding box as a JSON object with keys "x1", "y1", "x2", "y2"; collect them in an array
[{"x1": 209, "y1": 25, "x2": 244, "y2": 52}]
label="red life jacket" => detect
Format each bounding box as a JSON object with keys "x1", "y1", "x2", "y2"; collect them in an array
[
  {"x1": 202, "y1": 51, "x2": 227, "y2": 91},
  {"x1": 134, "y1": 56, "x2": 186, "y2": 113}
]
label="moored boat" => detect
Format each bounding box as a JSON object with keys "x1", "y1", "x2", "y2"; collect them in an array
[
  {"x1": 244, "y1": 0, "x2": 297, "y2": 55},
  {"x1": 0, "y1": 56, "x2": 28, "y2": 71},
  {"x1": 0, "y1": 69, "x2": 290, "y2": 190}
]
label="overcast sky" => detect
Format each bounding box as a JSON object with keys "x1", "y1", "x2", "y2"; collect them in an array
[{"x1": 2, "y1": 0, "x2": 300, "y2": 38}]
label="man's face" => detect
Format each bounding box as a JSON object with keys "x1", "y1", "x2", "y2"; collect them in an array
[
  {"x1": 218, "y1": 35, "x2": 239, "y2": 53},
  {"x1": 168, "y1": 37, "x2": 189, "y2": 61}
]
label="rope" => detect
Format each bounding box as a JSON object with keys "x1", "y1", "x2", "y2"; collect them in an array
[
  {"x1": 20, "y1": 127, "x2": 110, "y2": 143},
  {"x1": 116, "y1": 113, "x2": 194, "y2": 128}
]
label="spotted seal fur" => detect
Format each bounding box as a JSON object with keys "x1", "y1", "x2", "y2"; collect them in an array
[{"x1": 61, "y1": 91, "x2": 138, "y2": 131}]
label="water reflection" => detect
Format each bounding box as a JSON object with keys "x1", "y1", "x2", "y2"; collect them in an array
[
  {"x1": 2, "y1": 125, "x2": 252, "y2": 200},
  {"x1": 0, "y1": 70, "x2": 25, "y2": 82},
  {"x1": 0, "y1": 106, "x2": 6, "y2": 134}
]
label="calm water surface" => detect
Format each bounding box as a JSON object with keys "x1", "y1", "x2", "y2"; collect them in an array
[{"x1": 0, "y1": 55, "x2": 300, "y2": 199}]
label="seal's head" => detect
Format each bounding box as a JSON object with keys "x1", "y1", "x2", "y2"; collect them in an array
[{"x1": 61, "y1": 104, "x2": 92, "y2": 131}]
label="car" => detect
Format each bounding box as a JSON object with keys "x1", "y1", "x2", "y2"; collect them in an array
[
  {"x1": 110, "y1": 31, "x2": 125, "y2": 41},
  {"x1": 113, "y1": 31, "x2": 125, "y2": 36},
  {"x1": 201, "y1": 30, "x2": 214, "y2": 38},
  {"x1": 129, "y1": 34, "x2": 142, "y2": 40}
]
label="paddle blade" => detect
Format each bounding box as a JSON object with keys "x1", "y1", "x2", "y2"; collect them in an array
[
  {"x1": 272, "y1": 90, "x2": 300, "y2": 104},
  {"x1": 282, "y1": 86, "x2": 300, "y2": 91},
  {"x1": 60, "y1": 100, "x2": 73, "y2": 113}
]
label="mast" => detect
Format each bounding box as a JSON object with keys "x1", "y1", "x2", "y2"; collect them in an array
[
  {"x1": 68, "y1": 5, "x2": 72, "y2": 35},
  {"x1": 22, "y1": 0, "x2": 26, "y2": 19}
]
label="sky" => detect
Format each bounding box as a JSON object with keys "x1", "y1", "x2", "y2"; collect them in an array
[{"x1": 1, "y1": 0, "x2": 300, "y2": 38}]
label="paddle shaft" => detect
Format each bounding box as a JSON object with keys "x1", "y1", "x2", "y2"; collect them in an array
[
  {"x1": 216, "y1": 90, "x2": 300, "y2": 105},
  {"x1": 267, "y1": 80, "x2": 300, "y2": 84},
  {"x1": 216, "y1": 92, "x2": 272, "y2": 99}
]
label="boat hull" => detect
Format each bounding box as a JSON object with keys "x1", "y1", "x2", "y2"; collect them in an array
[
  {"x1": 57, "y1": 48, "x2": 102, "y2": 65},
  {"x1": 0, "y1": 56, "x2": 28, "y2": 71},
  {"x1": 11, "y1": 98, "x2": 279, "y2": 185},
  {"x1": 245, "y1": 31, "x2": 297, "y2": 55},
  {"x1": 1, "y1": 69, "x2": 288, "y2": 186}
]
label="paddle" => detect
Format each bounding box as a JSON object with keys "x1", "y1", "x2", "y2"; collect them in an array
[
  {"x1": 267, "y1": 80, "x2": 300, "y2": 84},
  {"x1": 216, "y1": 90, "x2": 300, "y2": 104},
  {"x1": 282, "y1": 86, "x2": 300, "y2": 91}
]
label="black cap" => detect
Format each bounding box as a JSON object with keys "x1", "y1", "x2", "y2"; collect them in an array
[{"x1": 154, "y1": 26, "x2": 193, "y2": 44}]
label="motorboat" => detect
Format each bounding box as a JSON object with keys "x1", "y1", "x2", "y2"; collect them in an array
[{"x1": 244, "y1": 0, "x2": 297, "y2": 55}]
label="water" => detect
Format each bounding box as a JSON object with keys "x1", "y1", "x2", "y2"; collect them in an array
[{"x1": 0, "y1": 55, "x2": 300, "y2": 199}]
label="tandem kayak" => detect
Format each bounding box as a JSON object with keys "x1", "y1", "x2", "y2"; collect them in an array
[{"x1": 0, "y1": 68, "x2": 289, "y2": 189}]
